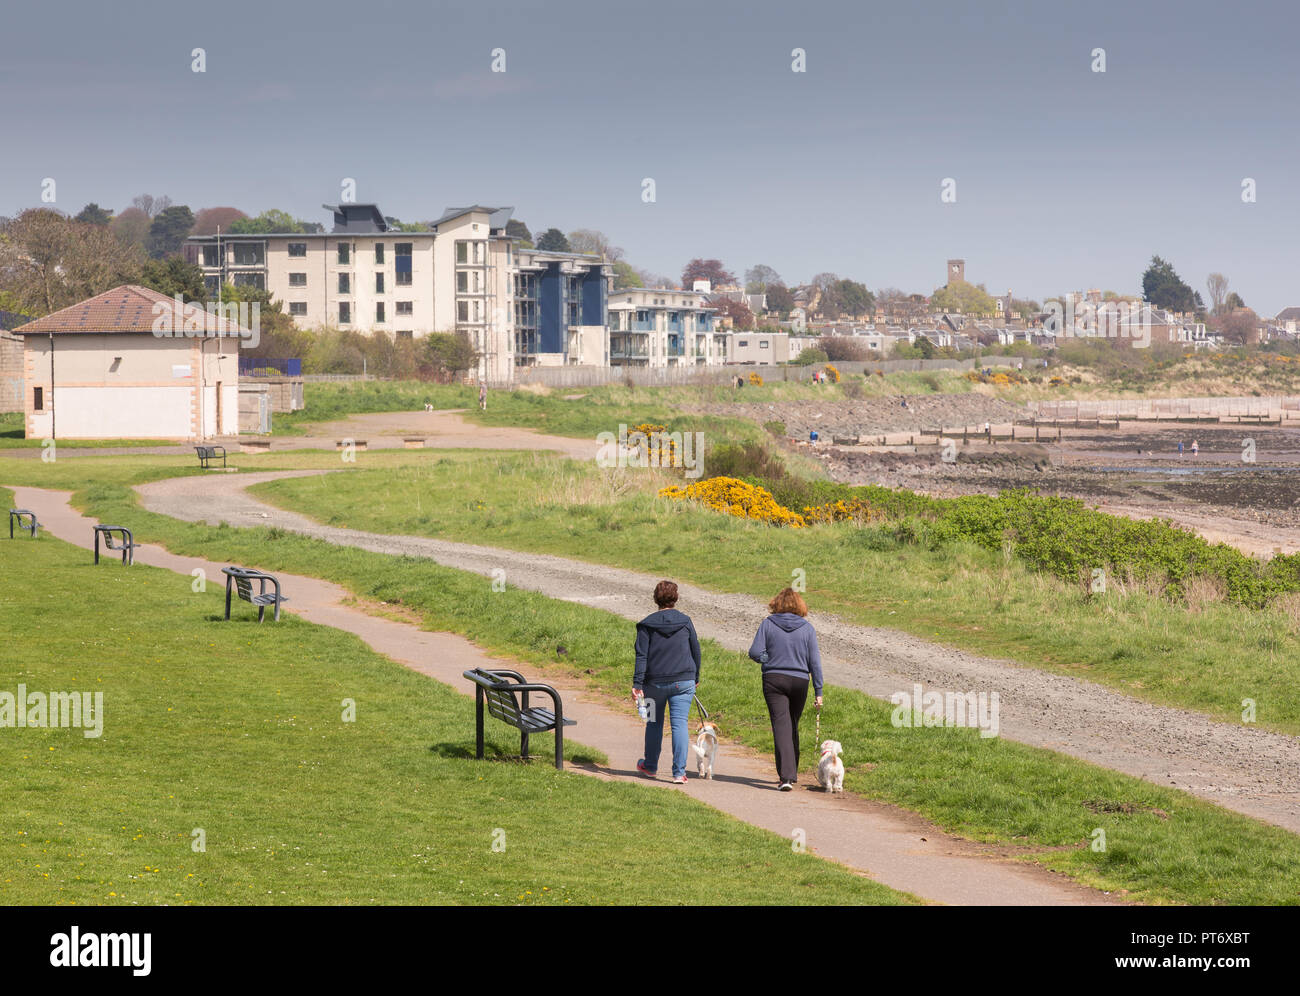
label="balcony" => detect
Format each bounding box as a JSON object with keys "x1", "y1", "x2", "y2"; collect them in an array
[{"x1": 630, "y1": 319, "x2": 656, "y2": 331}]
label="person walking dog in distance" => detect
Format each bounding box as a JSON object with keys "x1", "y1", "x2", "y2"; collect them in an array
[
  {"x1": 478, "y1": 381, "x2": 488, "y2": 411},
  {"x1": 632, "y1": 581, "x2": 702, "y2": 784},
  {"x1": 749, "y1": 588, "x2": 823, "y2": 791}
]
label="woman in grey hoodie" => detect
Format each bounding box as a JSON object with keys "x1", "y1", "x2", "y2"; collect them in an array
[{"x1": 748, "y1": 588, "x2": 823, "y2": 790}]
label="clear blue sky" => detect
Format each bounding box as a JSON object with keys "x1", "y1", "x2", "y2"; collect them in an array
[{"x1": 2, "y1": 0, "x2": 1297, "y2": 313}]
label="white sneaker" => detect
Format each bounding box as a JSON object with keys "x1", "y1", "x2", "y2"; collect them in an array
[{"x1": 779, "y1": 781, "x2": 794, "y2": 792}]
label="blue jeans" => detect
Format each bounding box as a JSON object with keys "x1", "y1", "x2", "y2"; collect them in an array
[{"x1": 641, "y1": 679, "x2": 696, "y2": 778}]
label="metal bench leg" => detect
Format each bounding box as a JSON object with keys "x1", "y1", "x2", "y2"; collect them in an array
[
  {"x1": 475, "y1": 687, "x2": 485, "y2": 760},
  {"x1": 94, "y1": 531, "x2": 100, "y2": 565},
  {"x1": 224, "y1": 576, "x2": 233, "y2": 620},
  {"x1": 520, "y1": 729, "x2": 529, "y2": 762},
  {"x1": 555, "y1": 725, "x2": 564, "y2": 770}
]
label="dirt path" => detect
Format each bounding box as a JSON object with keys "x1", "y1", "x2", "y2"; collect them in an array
[
  {"x1": 9, "y1": 485, "x2": 1115, "y2": 907},
  {"x1": 132, "y1": 471, "x2": 1300, "y2": 838}
]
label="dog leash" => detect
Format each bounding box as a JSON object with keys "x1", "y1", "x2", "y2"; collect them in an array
[{"x1": 694, "y1": 694, "x2": 710, "y2": 722}]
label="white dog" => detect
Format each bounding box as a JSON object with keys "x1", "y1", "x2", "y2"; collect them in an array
[
  {"x1": 691, "y1": 721, "x2": 720, "y2": 779},
  {"x1": 816, "y1": 739, "x2": 845, "y2": 793}
]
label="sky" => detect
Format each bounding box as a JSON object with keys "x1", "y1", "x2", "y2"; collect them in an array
[{"x1": 2, "y1": 0, "x2": 1298, "y2": 314}]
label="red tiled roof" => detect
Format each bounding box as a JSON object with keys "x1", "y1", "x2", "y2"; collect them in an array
[{"x1": 11, "y1": 285, "x2": 248, "y2": 336}]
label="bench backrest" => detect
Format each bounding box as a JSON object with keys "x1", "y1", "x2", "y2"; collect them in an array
[
  {"x1": 483, "y1": 685, "x2": 523, "y2": 726},
  {"x1": 232, "y1": 574, "x2": 257, "y2": 601}
]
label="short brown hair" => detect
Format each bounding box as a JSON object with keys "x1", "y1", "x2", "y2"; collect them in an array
[
  {"x1": 769, "y1": 588, "x2": 807, "y2": 616},
  {"x1": 654, "y1": 580, "x2": 679, "y2": 608}
]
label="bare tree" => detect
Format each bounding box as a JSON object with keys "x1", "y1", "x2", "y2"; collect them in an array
[
  {"x1": 131, "y1": 193, "x2": 172, "y2": 218},
  {"x1": 567, "y1": 229, "x2": 624, "y2": 262},
  {"x1": 0, "y1": 209, "x2": 143, "y2": 314},
  {"x1": 1206, "y1": 273, "x2": 1229, "y2": 315}
]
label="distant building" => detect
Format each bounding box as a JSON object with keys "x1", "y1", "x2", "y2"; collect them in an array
[
  {"x1": 12, "y1": 285, "x2": 243, "y2": 440},
  {"x1": 607, "y1": 287, "x2": 717, "y2": 366},
  {"x1": 186, "y1": 202, "x2": 609, "y2": 382}
]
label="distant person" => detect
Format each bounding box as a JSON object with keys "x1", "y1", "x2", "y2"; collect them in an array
[
  {"x1": 1178, "y1": 441, "x2": 1184, "y2": 458},
  {"x1": 749, "y1": 588, "x2": 824, "y2": 791},
  {"x1": 633, "y1": 581, "x2": 701, "y2": 784},
  {"x1": 810, "y1": 430, "x2": 819, "y2": 442},
  {"x1": 1191, "y1": 439, "x2": 1199, "y2": 457},
  {"x1": 478, "y1": 382, "x2": 487, "y2": 411}
]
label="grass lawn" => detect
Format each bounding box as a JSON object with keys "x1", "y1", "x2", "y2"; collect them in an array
[
  {"x1": 0, "y1": 501, "x2": 912, "y2": 906},
  {"x1": 3, "y1": 460, "x2": 1299, "y2": 903},
  {"x1": 249, "y1": 449, "x2": 1300, "y2": 737}
]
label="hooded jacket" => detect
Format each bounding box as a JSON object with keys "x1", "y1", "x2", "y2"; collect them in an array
[
  {"x1": 633, "y1": 609, "x2": 702, "y2": 689},
  {"x1": 748, "y1": 613, "x2": 823, "y2": 695}
]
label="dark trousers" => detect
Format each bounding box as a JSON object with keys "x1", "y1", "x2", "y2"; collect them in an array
[{"x1": 762, "y1": 672, "x2": 809, "y2": 783}]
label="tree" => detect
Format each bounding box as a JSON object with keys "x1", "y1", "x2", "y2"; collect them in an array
[
  {"x1": 568, "y1": 229, "x2": 623, "y2": 261},
  {"x1": 1206, "y1": 273, "x2": 1229, "y2": 314},
  {"x1": 681, "y1": 258, "x2": 736, "y2": 291},
  {"x1": 191, "y1": 207, "x2": 248, "y2": 236},
  {"x1": 745, "y1": 264, "x2": 782, "y2": 293},
  {"x1": 611, "y1": 261, "x2": 643, "y2": 290},
  {"x1": 75, "y1": 203, "x2": 112, "y2": 226},
  {"x1": 810, "y1": 272, "x2": 839, "y2": 291},
  {"x1": 820, "y1": 279, "x2": 874, "y2": 319},
  {"x1": 110, "y1": 207, "x2": 151, "y2": 248},
  {"x1": 1141, "y1": 255, "x2": 1197, "y2": 313},
  {"x1": 914, "y1": 334, "x2": 936, "y2": 359},
  {"x1": 1225, "y1": 291, "x2": 1246, "y2": 310},
  {"x1": 229, "y1": 209, "x2": 313, "y2": 235},
  {"x1": 146, "y1": 205, "x2": 195, "y2": 259},
  {"x1": 536, "y1": 228, "x2": 570, "y2": 252},
  {"x1": 766, "y1": 282, "x2": 794, "y2": 314},
  {"x1": 1217, "y1": 308, "x2": 1259, "y2": 346},
  {"x1": 929, "y1": 280, "x2": 996, "y2": 315},
  {"x1": 131, "y1": 193, "x2": 171, "y2": 218},
  {"x1": 139, "y1": 258, "x2": 207, "y2": 302},
  {"x1": 706, "y1": 295, "x2": 754, "y2": 330},
  {"x1": 505, "y1": 219, "x2": 532, "y2": 246},
  {"x1": 820, "y1": 337, "x2": 872, "y2": 361},
  {"x1": 0, "y1": 209, "x2": 144, "y2": 315},
  {"x1": 422, "y1": 331, "x2": 477, "y2": 377},
  {"x1": 219, "y1": 283, "x2": 311, "y2": 359}
]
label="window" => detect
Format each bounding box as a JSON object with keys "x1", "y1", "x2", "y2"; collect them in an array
[
  {"x1": 289, "y1": 302, "x2": 307, "y2": 316},
  {"x1": 738, "y1": 340, "x2": 749, "y2": 347},
  {"x1": 337, "y1": 243, "x2": 350, "y2": 264},
  {"x1": 396, "y1": 330, "x2": 413, "y2": 340},
  {"x1": 457, "y1": 301, "x2": 469, "y2": 322},
  {"x1": 395, "y1": 243, "x2": 412, "y2": 285},
  {"x1": 288, "y1": 243, "x2": 307, "y2": 258},
  {"x1": 375, "y1": 273, "x2": 384, "y2": 293},
  {"x1": 233, "y1": 272, "x2": 265, "y2": 289},
  {"x1": 456, "y1": 271, "x2": 468, "y2": 293},
  {"x1": 339, "y1": 302, "x2": 351, "y2": 324},
  {"x1": 759, "y1": 341, "x2": 770, "y2": 349},
  {"x1": 288, "y1": 273, "x2": 306, "y2": 287},
  {"x1": 396, "y1": 301, "x2": 413, "y2": 315},
  {"x1": 338, "y1": 273, "x2": 350, "y2": 294},
  {"x1": 456, "y1": 242, "x2": 468, "y2": 264},
  {"x1": 33, "y1": 386, "x2": 43, "y2": 411},
  {"x1": 376, "y1": 303, "x2": 386, "y2": 323},
  {"x1": 201, "y1": 245, "x2": 219, "y2": 267},
  {"x1": 233, "y1": 244, "x2": 264, "y2": 266},
  {"x1": 374, "y1": 243, "x2": 385, "y2": 264}
]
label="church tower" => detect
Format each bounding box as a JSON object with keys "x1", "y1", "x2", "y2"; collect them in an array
[{"x1": 946, "y1": 259, "x2": 965, "y2": 285}]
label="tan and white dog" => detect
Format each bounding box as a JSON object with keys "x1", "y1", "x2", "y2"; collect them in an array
[
  {"x1": 691, "y1": 720, "x2": 720, "y2": 780},
  {"x1": 815, "y1": 739, "x2": 845, "y2": 793}
]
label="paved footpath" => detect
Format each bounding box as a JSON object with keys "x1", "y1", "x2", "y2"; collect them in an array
[{"x1": 10, "y1": 484, "x2": 1118, "y2": 906}]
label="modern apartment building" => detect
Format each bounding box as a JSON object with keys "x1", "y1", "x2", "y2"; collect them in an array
[
  {"x1": 186, "y1": 203, "x2": 609, "y2": 382},
  {"x1": 607, "y1": 287, "x2": 718, "y2": 367}
]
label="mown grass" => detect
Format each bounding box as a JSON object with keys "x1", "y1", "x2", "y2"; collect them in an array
[
  {"x1": 3, "y1": 464, "x2": 1299, "y2": 903},
  {"x1": 0, "y1": 412, "x2": 161, "y2": 449},
  {"x1": 250, "y1": 450, "x2": 1300, "y2": 736},
  {"x1": 0, "y1": 500, "x2": 911, "y2": 907}
]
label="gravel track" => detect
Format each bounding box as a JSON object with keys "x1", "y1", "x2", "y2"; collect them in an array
[{"x1": 137, "y1": 469, "x2": 1300, "y2": 836}]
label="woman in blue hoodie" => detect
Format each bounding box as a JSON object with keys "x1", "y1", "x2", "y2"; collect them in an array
[
  {"x1": 632, "y1": 580, "x2": 702, "y2": 783},
  {"x1": 749, "y1": 588, "x2": 824, "y2": 790}
]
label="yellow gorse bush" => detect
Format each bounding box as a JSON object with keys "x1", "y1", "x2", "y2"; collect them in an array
[
  {"x1": 628, "y1": 422, "x2": 679, "y2": 466},
  {"x1": 824, "y1": 364, "x2": 841, "y2": 383},
  {"x1": 748, "y1": 371, "x2": 764, "y2": 386},
  {"x1": 659, "y1": 476, "x2": 806, "y2": 527},
  {"x1": 660, "y1": 477, "x2": 887, "y2": 529}
]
